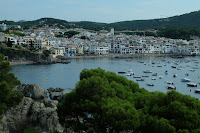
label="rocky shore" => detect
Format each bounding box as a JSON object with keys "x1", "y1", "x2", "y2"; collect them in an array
[{"x1": 0, "y1": 84, "x2": 65, "y2": 133}]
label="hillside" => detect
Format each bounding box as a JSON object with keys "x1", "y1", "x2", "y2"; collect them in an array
[
  {"x1": 1, "y1": 10, "x2": 200, "y2": 30},
  {"x1": 106, "y1": 10, "x2": 200, "y2": 30}
]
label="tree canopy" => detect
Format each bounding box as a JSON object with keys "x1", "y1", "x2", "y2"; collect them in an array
[
  {"x1": 57, "y1": 68, "x2": 200, "y2": 133},
  {"x1": 0, "y1": 53, "x2": 23, "y2": 119}
]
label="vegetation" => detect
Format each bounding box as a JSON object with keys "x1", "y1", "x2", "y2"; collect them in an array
[
  {"x1": 58, "y1": 68, "x2": 200, "y2": 133},
  {"x1": 0, "y1": 53, "x2": 23, "y2": 119},
  {"x1": 23, "y1": 128, "x2": 41, "y2": 133},
  {"x1": 157, "y1": 27, "x2": 200, "y2": 40},
  {"x1": 64, "y1": 31, "x2": 80, "y2": 38}
]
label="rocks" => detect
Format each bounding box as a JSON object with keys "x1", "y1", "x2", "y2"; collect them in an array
[
  {"x1": 47, "y1": 87, "x2": 64, "y2": 101},
  {"x1": 0, "y1": 84, "x2": 65, "y2": 133},
  {"x1": 16, "y1": 84, "x2": 48, "y2": 100},
  {"x1": 0, "y1": 97, "x2": 63, "y2": 133}
]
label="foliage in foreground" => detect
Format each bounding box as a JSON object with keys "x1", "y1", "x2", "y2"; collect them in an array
[
  {"x1": 57, "y1": 68, "x2": 200, "y2": 133},
  {"x1": 23, "y1": 128, "x2": 41, "y2": 133},
  {"x1": 0, "y1": 53, "x2": 23, "y2": 119}
]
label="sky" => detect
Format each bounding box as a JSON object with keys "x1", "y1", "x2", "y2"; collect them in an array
[{"x1": 1, "y1": 0, "x2": 200, "y2": 23}]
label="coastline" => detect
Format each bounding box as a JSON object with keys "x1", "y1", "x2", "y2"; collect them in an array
[{"x1": 10, "y1": 61, "x2": 34, "y2": 65}]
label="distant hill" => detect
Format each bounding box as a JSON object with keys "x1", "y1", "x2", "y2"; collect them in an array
[
  {"x1": 106, "y1": 10, "x2": 200, "y2": 30},
  {"x1": 1, "y1": 10, "x2": 200, "y2": 30}
]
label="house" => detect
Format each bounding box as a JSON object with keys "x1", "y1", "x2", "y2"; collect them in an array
[{"x1": 50, "y1": 47, "x2": 64, "y2": 58}]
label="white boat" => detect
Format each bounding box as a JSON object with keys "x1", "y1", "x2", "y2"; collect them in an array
[
  {"x1": 152, "y1": 73, "x2": 157, "y2": 76},
  {"x1": 130, "y1": 72, "x2": 134, "y2": 75},
  {"x1": 190, "y1": 69, "x2": 195, "y2": 72},
  {"x1": 126, "y1": 73, "x2": 132, "y2": 76},
  {"x1": 187, "y1": 83, "x2": 197, "y2": 87},
  {"x1": 166, "y1": 81, "x2": 174, "y2": 85},
  {"x1": 173, "y1": 74, "x2": 177, "y2": 78},
  {"x1": 159, "y1": 75, "x2": 163, "y2": 79},
  {"x1": 177, "y1": 67, "x2": 181, "y2": 70},
  {"x1": 143, "y1": 70, "x2": 152, "y2": 73},
  {"x1": 128, "y1": 68, "x2": 132, "y2": 72},
  {"x1": 181, "y1": 78, "x2": 191, "y2": 82},
  {"x1": 167, "y1": 85, "x2": 176, "y2": 90},
  {"x1": 136, "y1": 79, "x2": 144, "y2": 81},
  {"x1": 195, "y1": 89, "x2": 200, "y2": 93},
  {"x1": 146, "y1": 83, "x2": 154, "y2": 86}
]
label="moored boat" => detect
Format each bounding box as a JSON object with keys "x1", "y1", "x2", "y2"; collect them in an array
[
  {"x1": 143, "y1": 70, "x2": 152, "y2": 73},
  {"x1": 136, "y1": 79, "x2": 144, "y2": 81},
  {"x1": 195, "y1": 89, "x2": 200, "y2": 93},
  {"x1": 146, "y1": 83, "x2": 154, "y2": 86},
  {"x1": 187, "y1": 83, "x2": 197, "y2": 87},
  {"x1": 167, "y1": 85, "x2": 176, "y2": 90},
  {"x1": 181, "y1": 78, "x2": 191, "y2": 82},
  {"x1": 118, "y1": 71, "x2": 126, "y2": 74}
]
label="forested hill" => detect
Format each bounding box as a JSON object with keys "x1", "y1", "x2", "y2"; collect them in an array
[
  {"x1": 1, "y1": 10, "x2": 200, "y2": 30},
  {"x1": 106, "y1": 10, "x2": 200, "y2": 30}
]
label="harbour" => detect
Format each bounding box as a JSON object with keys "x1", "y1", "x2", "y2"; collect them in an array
[{"x1": 11, "y1": 56, "x2": 200, "y2": 99}]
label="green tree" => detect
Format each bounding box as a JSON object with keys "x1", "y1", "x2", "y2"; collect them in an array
[{"x1": 0, "y1": 53, "x2": 23, "y2": 119}]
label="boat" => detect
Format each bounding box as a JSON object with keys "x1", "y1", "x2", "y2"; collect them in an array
[
  {"x1": 142, "y1": 75, "x2": 149, "y2": 77},
  {"x1": 159, "y1": 75, "x2": 163, "y2": 79},
  {"x1": 151, "y1": 78, "x2": 156, "y2": 80},
  {"x1": 187, "y1": 83, "x2": 197, "y2": 87},
  {"x1": 146, "y1": 83, "x2": 154, "y2": 86},
  {"x1": 130, "y1": 72, "x2": 134, "y2": 75},
  {"x1": 181, "y1": 78, "x2": 191, "y2": 82},
  {"x1": 195, "y1": 89, "x2": 200, "y2": 93},
  {"x1": 185, "y1": 73, "x2": 189, "y2": 76},
  {"x1": 133, "y1": 76, "x2": 141, "y2": 78},
  {"x1": 173, "y1": 74, "x2": 177, "y2": 78},
  {"x1": 128, "y1": 68, "x2": 132, "y2": 72},
  {"x1": 177, "y1": 67, "x2": 181, "y2": 70},
  {"x1": 143, "y1": 70, "x2": 152, "y2": 73},
  {"x1": 118, "y1": 71, "x2": 126, "y2": 74},
  {"x1": 126, "y1": 73, "x2": 132, "y2": 76},
  {"x1": 167, "y1": 85, "x2": 176, "y2": 90},
  {"x1": 171, "y1": 66, "x2": 176, "y2": 68},
  {"x1": 127, "y1": 59, "x2": 131, "y2": 61},
  {"x1": 136, "y1": 79, "x2": 144, "y2": 81},
  {"x1": 165, "y1": 70, "x2": 168, "y2": 74},
  {"x1": 190, "y1": 69, "x2": 195, "y2": 72},
  {"x1": 157, "y1": 66, "x2": 162, "y2": 67},
  {"x1": 166, "y1": 81, "x2": 174, "y2": 85},
  {"x1": 152, "y1": 73, "x2": 157, "y2": 76}
]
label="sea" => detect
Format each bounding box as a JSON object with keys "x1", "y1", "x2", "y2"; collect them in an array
[{"x1": 10, "y1": 56, "x2": 200, "y2": 99}]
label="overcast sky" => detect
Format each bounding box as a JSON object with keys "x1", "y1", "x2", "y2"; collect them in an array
[{"x1": 1, "y1": 0, "x2": 200, "y2": 23}]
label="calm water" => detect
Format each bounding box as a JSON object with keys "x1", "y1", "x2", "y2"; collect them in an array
[{"x1": 11, "y1": 56, "x2": 200, "y2": 99}]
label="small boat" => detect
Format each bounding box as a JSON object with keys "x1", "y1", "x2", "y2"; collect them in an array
[
  {"x1": 187, "y1": 83, "x2": 197, "y2": 87},
  {"x1": 165, "y1": 70, "x2": 168, "y2": 74},
  {"x1": 157, "y1": 66, "x2": 162, "y2": 67},
  {"x1": 142, "y1": 75, "x2": 149, "y2": 77},
  {"x1": 130, "y1": 72, "x2": 134, "y2": 75},
  {"x1": 118, "y1": 72, "x2": 126, "y2": 74},
  {"x1": 173, "y1": 74, "x2": 177, "y2": 78},
  {"x1": 136, "y1": 79, "x2": 144, "y2": 81},
  {"x1": 152, "y1": 73, "x2": 157, "y2": 76},
  {"x1": 181, "y1": 78, "x2": 191, "y2": 82},
  {"x1": 127, "y1": 59, "x2": 131, "y2": 61},
  {"x1": 167, "y1": 85, "x2": 176, "y2": 90},
  {"x1": 190, "y1": 69, "x2": 195, "y2": 72},
  {"x1": 195, "y1": 89, "x2": 200, "y2": 93},
  {"x1": 146, "y1": 83, "x2": 154, "y2": 86},
  {"x1": 133, "y1": 76, "x2": 141, "y2": 78},
  {"x1": 143, "y1": 70, "x2": 152, "y2": 73},
  {"x1": 166, "y1": 81, "x2": 174, "y2": 85},
  {"x1": 151, "y1": 78, "x2": 156, "y2": 80},
  {"x1": 177, "y1": 67, "x2": 181, "y2": 70},
  {"x1": 126, "y1": 73, "x2": 132, "y2": 76},
  {"x1": 159, "y1": 75, "x2": 163, "y2": 79},
  {"x1": 128, "y1": 68, "x2": 132, "y2": 72},
  {"x1": 185, "y1": 73, "x2": 189, "y2": 76},
  {"x1": 171, "y1": 66, "x2": 176, "y2": 68}
]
